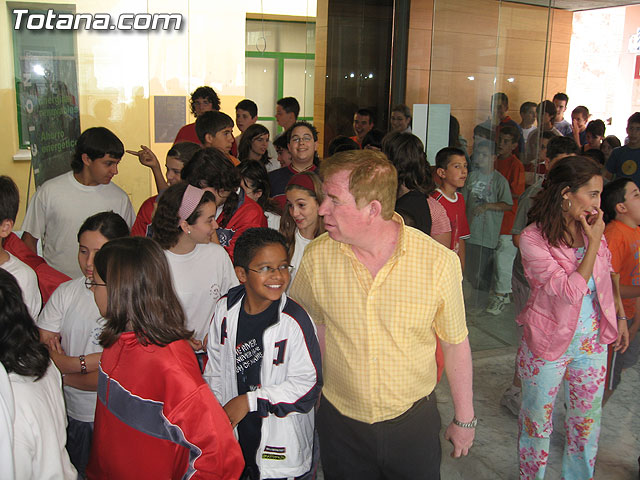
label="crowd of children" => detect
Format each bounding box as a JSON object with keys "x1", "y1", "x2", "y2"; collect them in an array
[{"x1": 1, "y1": 85, "x2": 640, "y2": 479}]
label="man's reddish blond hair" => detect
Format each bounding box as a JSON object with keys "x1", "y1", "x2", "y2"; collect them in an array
[{"x1": 319, "y1": 149, "x2": 397, "y2": 220}]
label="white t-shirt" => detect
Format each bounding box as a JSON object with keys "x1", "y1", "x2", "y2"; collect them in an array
[
  {"x1": 10, "y1": 361, "x2": 76, "y2": 480},
  {"x1": 265, "y1": 211, "x2": 281, "y2": 230},
  {"x1": 165, "y1": 243, "x2": 238, "y2": 342},
  {"x1": 521, "y1": 125, "x2": 536, "y2": 145},
  {"x1": 288, "y1": 229, "x2": 312, "y2": 291},
  {"x1": 37, "y1": 277, "x2": 104, "y2": 422},
  {"x1": 0, "y1": 364, "x2": 15, "y2": 480},
  {"x1": 1, "y1": 253, "x2": 41, "y2": 319},
  {"x1": 21, "y1": 171, "x2": 135, "y2": 278}
]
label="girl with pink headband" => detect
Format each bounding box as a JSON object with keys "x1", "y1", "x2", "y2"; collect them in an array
[
  {"x1": 152, "y1": 183, "x2": 237, "y2": 352},
  {"x1": 279, "y1": 171, "x2": 325, "y2": 289}
]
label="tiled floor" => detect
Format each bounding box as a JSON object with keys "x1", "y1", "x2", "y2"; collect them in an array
[{"x1": 438, "y1": 347, "x2": 640, "y2": 479}]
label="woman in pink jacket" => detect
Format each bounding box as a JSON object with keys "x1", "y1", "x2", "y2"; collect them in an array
[{"x1": 516, "y1": 156, "x2": 628, "y2": 480}]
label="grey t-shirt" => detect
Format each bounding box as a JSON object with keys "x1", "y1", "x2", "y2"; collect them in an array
[
  {"x1": 554, "y1": 119, "x2": 572, "y2": 137},
  {"x1": 511, "y1": 177, "x2": 544, "y2": 236},
  {"x1": 462, "y1": 170, "x2": 512, "y2": 249}
]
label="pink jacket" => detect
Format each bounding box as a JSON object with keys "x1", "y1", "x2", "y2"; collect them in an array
[{"x1": 517, "y1": 224, "x2": 618, "y2": 361}]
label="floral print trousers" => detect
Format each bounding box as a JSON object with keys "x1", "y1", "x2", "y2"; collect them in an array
[{"x1": 517, "y1": 296, "x2": 607, "y2": 479}]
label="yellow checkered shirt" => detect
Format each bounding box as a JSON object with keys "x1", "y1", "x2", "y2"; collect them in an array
[{"x1": 290, "y1": 214, "x2": 468, "y2": 424}]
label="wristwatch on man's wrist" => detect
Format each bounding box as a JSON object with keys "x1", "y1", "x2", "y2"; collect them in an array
[{"x1": 452, "y1": 416, "x2": 477, "y2": 428}]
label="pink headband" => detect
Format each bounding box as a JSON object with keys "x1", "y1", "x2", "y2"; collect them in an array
[
  {"x1": 178, "y1": 185, "x2": 206, "y2": 225},
  {"x1": 287, "y1": 173, "x2": 315, "y2": 192}
]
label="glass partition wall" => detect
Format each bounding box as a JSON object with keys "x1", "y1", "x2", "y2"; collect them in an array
[{"x1": 422, "y1": 0, "x2": 569, "y2": 351}]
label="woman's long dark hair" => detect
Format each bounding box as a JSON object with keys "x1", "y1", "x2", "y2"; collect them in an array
[
  {"x1": 238, "y1": 124, "x2": 270, "y2": 166},
  {"x1": 382, "y1": 131, "x2": 436, "y2": 196},
  {"x1": 238, "y1": 160, "x2": 280, "y2": 215},
  {"x1": 181, "y1": 148, "x2": 241, "y2": 228},
  {"x1": 527, "y1": 156, "x2": 602, "y2": 247},
  {"x1": 95, "y1": 237, "x2": 192, "y2": 348},
  {"x1": 0, "y1": 269, "x2": 49, "y2": 379}
]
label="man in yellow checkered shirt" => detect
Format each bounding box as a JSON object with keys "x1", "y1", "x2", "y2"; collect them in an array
[{"x1": 290, "y1": 149, "x2": 475, "y2": 480}]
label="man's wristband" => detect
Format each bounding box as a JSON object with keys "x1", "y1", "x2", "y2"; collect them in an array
[
  {"x1": 453, "y1": 416, "x2": 477, "y2": 428},
  {"x1": 617, "y1": 316, "x2": 628, "y2": 321},
  {"x1": 79, "y1": 355, "x2": 87, "y2": 374}
]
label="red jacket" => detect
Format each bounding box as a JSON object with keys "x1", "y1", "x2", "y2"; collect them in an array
[
  {"x1": 3, "y1": 232, "x2": 70, "y2": 304},
  {"x1": 87, "y1": 332, "x2": 244, "y2": 479},
  {"x1": 131, "y1": 195, "x2": 157, "y2": 237},
  {"x1": 216, "y1": 191, "x2": 267, "y2": 261}
]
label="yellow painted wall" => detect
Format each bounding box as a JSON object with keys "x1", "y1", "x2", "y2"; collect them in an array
[{"x1": 1, "y1": 0, "x2": 314, "y2": 227}]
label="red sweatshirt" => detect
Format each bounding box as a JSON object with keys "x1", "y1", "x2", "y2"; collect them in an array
[{"x1": 87, "y1": 332, "x2": 244, "y2": 479}]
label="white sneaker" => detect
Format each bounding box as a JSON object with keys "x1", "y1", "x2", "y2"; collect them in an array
[
  {"x1": 501, "y1": 387, "x2": 521, "y2": 416},
  {"x1": 486, "y1": 294, "x2": 510, "y2": 316}
]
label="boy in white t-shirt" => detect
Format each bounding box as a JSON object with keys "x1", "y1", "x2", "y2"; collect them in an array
[
  {"x1": 0, "y1": 176, "x2": 41, "y2": 318},
  {"x1": 21, "y1": 127, "x2": 134, "y2": 278}
]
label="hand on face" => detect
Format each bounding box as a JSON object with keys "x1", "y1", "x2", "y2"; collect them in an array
[{"x1": 578, "y1": 206, "x2": 605, "y2": 244}]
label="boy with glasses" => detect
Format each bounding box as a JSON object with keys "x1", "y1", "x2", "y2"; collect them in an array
[
  {"x1": 268, "y1": 122, "x2": 319, "y2": 206},
  {"x1": 204, "y1": 228, "x2": 322, "y2": 480}
]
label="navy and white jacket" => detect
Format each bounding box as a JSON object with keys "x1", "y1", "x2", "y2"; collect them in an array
[{"x1": 204, "y1": 285, "x2": 323, "y2": 479}]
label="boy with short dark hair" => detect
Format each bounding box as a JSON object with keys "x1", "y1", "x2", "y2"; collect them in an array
[
  {"x1": 21, "y1": 127, "x2": 134, "y2": 278},
  {"x1": 487, "y1": 125, "x2": 525, "y2": 315},
  {"x1": 606, "y1": 112, "x2": 640, "y2": 188},
  {"x1": 462, "y1": 140, "x2": 512, "y2": 306},
  {"x1": 174, "y1": 86, "x2": 221, "y2": 145},
  {"x1": 268, "y1": 121, "x2": 319, "y2": 202},
  {"x1": 433, "y1": 147, "x2": 470, "y2": 270},
  {"x1": 524, "y1": 101, "x2": 561, "y2": 164},
  {"x1": 195, "y1": 111, "x2": 240, "y2": 166},
  {"x1": 519, "y1": 101, "x2": 537, "y2": 145},
  {"x1": 552, "y1": 92, "x2": 572, "y2": 136},
  {"x1": 570, "y1": 105, "x2": 590, "y2": 146},
  {"x1": 204, "y1": 227, "x2": 322, "y2": 480},
  {"x1": 546, "y1": 135, "x2": 580, "y2": 164},
  {"x1": 235, "y1": 99, "x2": 258, "y2": 134},
  {"x1": 275, "y1": 97, "x2": 300, "y2": 131},
  {"x1": 475, "y1": 92, "x2": 525, "y2": 157},
  {"x1": 351, "y1": 108, "x2": 375, "y2": 147},
  {"x1": 0, "y1": 176, "x2": 41, "y2": 317},
  {"x1": 601, "y1": 178, "x2": 640, "y2": 399},
  {"x1": 584, "y1": 119, "x2": 606, "y2": 152}
]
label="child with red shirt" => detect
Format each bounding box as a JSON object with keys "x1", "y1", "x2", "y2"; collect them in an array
[
  {"x1": 487, "y1": 126, "x2": 525, "y2": 315},
  {"x1": 433, "y1": 147, "x2": 470, "y2": 270},
  {"x1": 602, "y1": 178, "x2": 640, "y2": 400}
]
